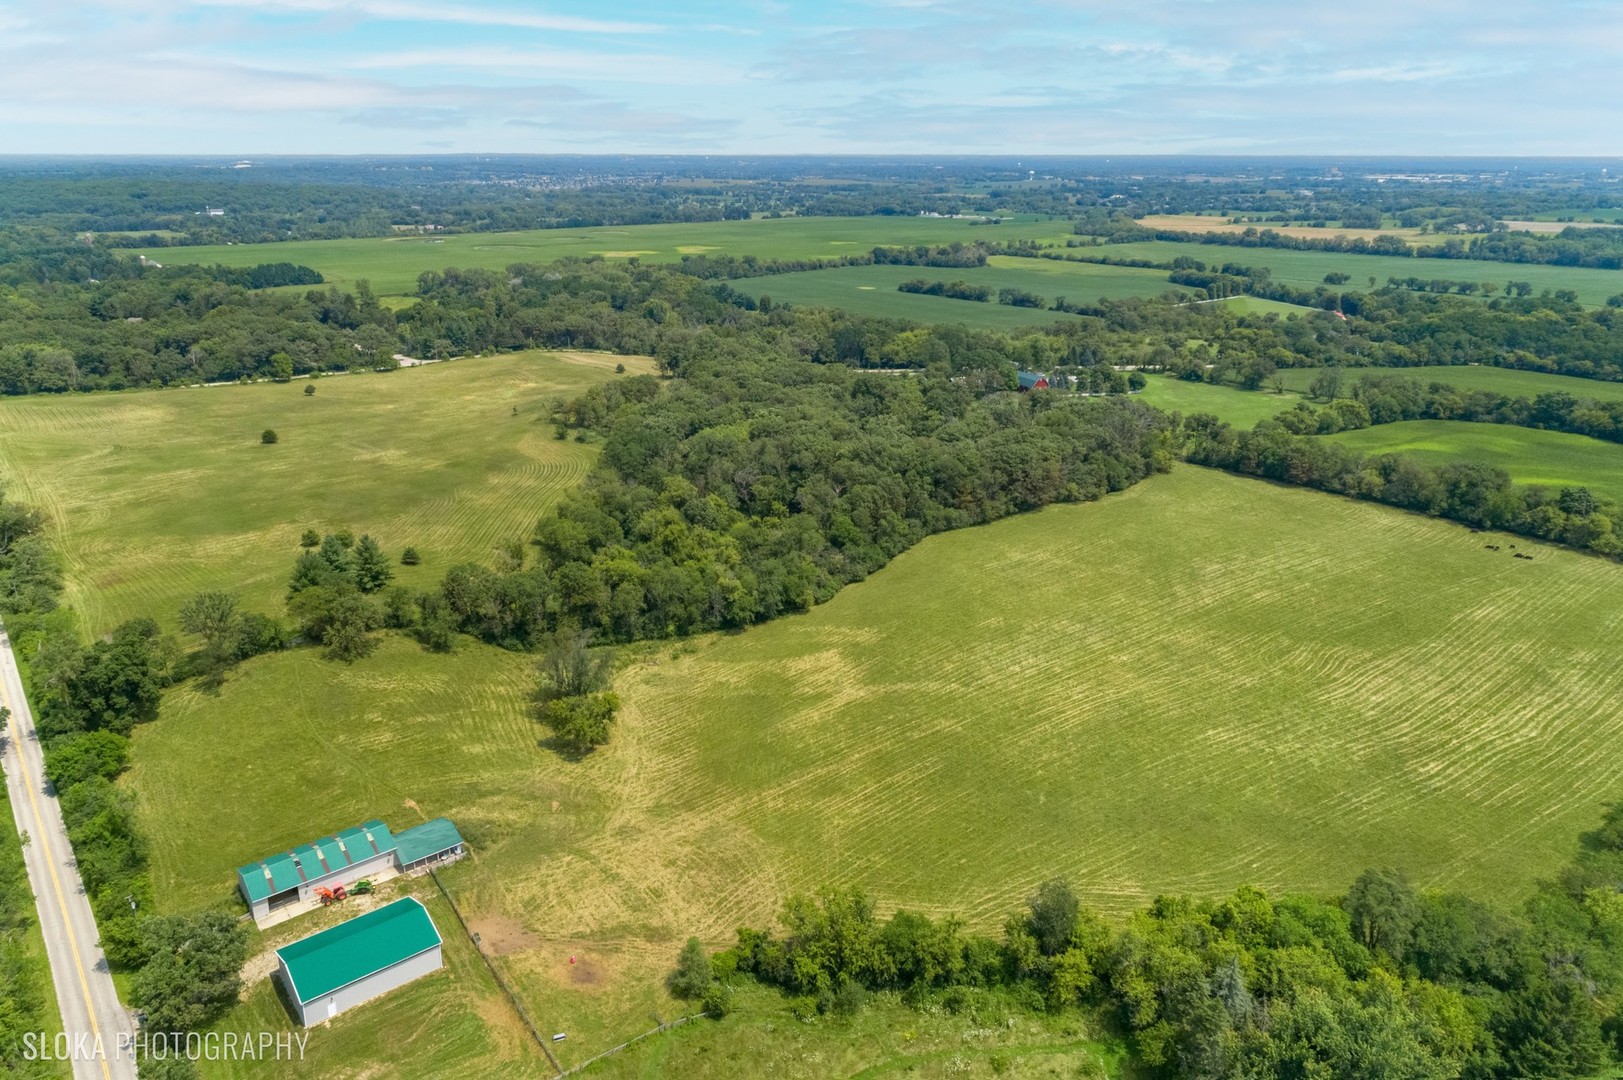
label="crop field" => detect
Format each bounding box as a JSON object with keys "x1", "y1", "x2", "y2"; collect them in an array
[
  {"x1": 1134, "y1": 375, "x2": 1302, "y2": 427},
  {"x1": 135, "y1": 216, "x2": 1076, "y2": 297},
  {"x1": 1137, "y1": 214, "x2": 1426, "y2": 244},
  {"x1": 120, "y1": 465, "x2": 1623, "y2": 1074},
  {"x1": 0, "y1": 351, "x2": 653, "y2": 636},
  {"x1": 734, "y1": 257, "x2": 1177, "y2": 328},
  {"x1": 1278, "y1": 364, "x2": 1623, "y2": 403},
  {"x1": 1321, "y1": 420, "x2": 1623, "y2": 505},
  {"x1": 1093, "y1": 240, "x2": 1623, "y2": 307}
]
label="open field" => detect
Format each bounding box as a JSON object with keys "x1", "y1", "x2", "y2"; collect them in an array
[
  {"x1": 1134, "y1": 375, "x2": 1302, "y2": 427},
  {"x1": 1093, "y1": 240, "x2": 1623, "y2": 307},
  {"x1": 1278, "y1": 364, "x2": 1623, "y2": 402},
  {"x1": 135, "y1": 217, "x2": 1076, "y2": 297},
  {"x1": 1321, "y1": 420, "x2": 1623, "y2": 505},
  {"x1": 735, "y1": 258, "x2": 1177, "y2": 328},
  {"x1": 0, "y1": 351, "x2": 653, "y2": 636},
  {"x1": 1504, "y1": 219, "x2": 1623, "y2": 232},
  {"x1": 1138, "y1": 214, "x2": 1426, "y2": 244},
  {"x1": 120, "y1": 466, "x2": 1623, "y2": 1074}
]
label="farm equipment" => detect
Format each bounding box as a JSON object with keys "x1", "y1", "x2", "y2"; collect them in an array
[
  {"x1": 315, "y1": 885, "x2": 347, "y2": 905},
  {"x1": 351, "y1": 880, "x2": 373, "y2": 896}
]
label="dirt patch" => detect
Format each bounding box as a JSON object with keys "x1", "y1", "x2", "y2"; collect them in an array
[
  {"x1": 521, "y1": 943, "x2": 627, "y2": 995},
  {"x1": 467, "y1": 913, "x2": 540, "y2": 957},
  {"x1": 676, "y1": 245, "x2": 717, "y2": 254}
]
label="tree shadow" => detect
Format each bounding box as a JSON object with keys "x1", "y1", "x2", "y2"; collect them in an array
[{"x1": 536, "y1": 736, "x2": 596, "y2": 763}]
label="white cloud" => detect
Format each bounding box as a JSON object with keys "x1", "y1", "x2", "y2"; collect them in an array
[{"x1": 190, "y1": 0, "x2": 662, "y2": 34}]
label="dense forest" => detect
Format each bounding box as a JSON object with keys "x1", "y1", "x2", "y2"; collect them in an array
[{"x1": 680, "y1": 802, "x2": 1623, "y2": 1079}]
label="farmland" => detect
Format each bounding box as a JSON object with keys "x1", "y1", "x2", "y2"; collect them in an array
[
  {"x1": 1137, "y1": 214, "x2": 1427, "y2": 244},
  {"x1": 0, "y1": 351, "x2": 653, "y2": 636},
  {"x1": 1093, "y1": 239, "x2": 1623, "y2": 307},
  {"x1": 134, "y1": 216, "x2": 1076, "y2": 297},
  {"x1": 1134, "y1": 375, "x2": 1303, "y2": 427},
  {"x1": 733, "y1": 257, "x2": 1177, "y2": 328},
  {"x1": 1321, "y1": 420, "x2": 1623, "y2": 505},
  {"x1": 113, "y1": 463, "x2": 1623, "y2": 1074},
  {"x1": 1277, "y1": 363, "x2": 1623, "y2": 403}
]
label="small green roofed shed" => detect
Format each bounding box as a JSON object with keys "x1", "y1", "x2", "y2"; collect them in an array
[
  {"x1": 277, "y1": 897, "x2": 442, "y2": 1007},
  {"x1": 393, "y1": 818, "x2": 464, "y2": 868}
]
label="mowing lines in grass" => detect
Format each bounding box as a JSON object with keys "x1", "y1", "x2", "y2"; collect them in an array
[{"x1": 0, "y1": 352, "x2": 652, "y2": 635}]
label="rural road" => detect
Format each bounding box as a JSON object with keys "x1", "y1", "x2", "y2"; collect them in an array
[{"x1": 0, "y1": 623, "x2": 137, "y2": 1080}]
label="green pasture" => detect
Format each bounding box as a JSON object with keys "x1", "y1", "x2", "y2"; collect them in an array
[
  {"x1": 119, "y1": 465, "x2": 1623, "y2": 1074},
  {"x1": 1278, "y1": 364, "x2": 1623, "y2": 403},
  {"x1": 1092, "y1": 240, "x2": 1623, "y2": 307},
  {"x1": 134, "y1": 217, "x2": 1075, "y2": 297},
  {"x1": 1213, "y1": 295, "x2": 1321, "y2": 316},
  {"x1": 0, "y1": 351, "x2": 653, "y2": 636},
  {"x1": 1135, "y1": 375, "x2": 1301, "y2": 427},
  {"x1": 1321, "y1": 420, "x2": 1623, "y2": 506}
]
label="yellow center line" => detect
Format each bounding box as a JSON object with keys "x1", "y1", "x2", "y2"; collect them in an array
[{"x1": 2, "y1": 650, "x2": 115, "y2": 1080}]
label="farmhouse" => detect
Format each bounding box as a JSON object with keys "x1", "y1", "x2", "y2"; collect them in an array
[
  {"x1": 275, "y1": 897, "x2": 443, "y2": 1027},
  {"x1": 237, "y1": 817, "x2": 468, "y2": 926}
]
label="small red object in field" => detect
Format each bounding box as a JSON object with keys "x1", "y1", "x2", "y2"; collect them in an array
[{"x1": 569, "y1": 956, "x2": 576, "y2": 965}]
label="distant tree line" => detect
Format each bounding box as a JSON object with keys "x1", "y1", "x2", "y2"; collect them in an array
[
  {"x1": 897, "y1": 278, "x2": 995, "y2": 302},
  {"x1": 1293, "y1": 372, "x2": 1623, "y2": 446},
  {"x1": 678, "y1": 802, "x2": 1623, "y2": 1078},
  {"x1": 1134, "y1": 222, "x2": 1623, "y2": 269},
  {"x1": 1184, "y1": 417, "x2": 1623, "y2": 558}
]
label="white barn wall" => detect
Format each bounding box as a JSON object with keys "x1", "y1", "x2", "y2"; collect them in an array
[{"x1": 284, "y1": 945, "x2": 444, "y2": 1027}]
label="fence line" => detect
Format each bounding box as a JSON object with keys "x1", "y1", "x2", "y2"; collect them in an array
[
  {"x1": 427, "y1": 866, "x2": 562, "y2": 1075},
  {"x1": 561, "y1": 1014, "x2": 701, "y2": 1077}
]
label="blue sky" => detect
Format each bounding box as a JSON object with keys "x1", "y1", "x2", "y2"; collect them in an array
[{"x1": 0, "y1": 0, "x2": 1617, "y2": 154}]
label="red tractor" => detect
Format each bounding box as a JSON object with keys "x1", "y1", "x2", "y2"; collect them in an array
[{"x1": 315, "y1": 885, "x2": 347, "y2": 905}]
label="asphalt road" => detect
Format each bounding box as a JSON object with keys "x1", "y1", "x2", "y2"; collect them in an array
[{"x1": 0, "y1": 623, "x2": 137, "y2": 1080}]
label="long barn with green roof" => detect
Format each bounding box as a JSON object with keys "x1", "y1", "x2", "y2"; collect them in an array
[
  {"x1": 275, "y1": 897, "x2": 443, "y2": 1027},
  {"x1": 237, "y1": 817, "x2": 466, "y2": 927},
  {"x1": 236, "y1": 820, "x2": 398, "y2": 924}
]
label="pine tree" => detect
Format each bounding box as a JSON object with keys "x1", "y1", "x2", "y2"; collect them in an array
[{"x1": 352, "y1": 534, "x2": 393, "y2": 593}]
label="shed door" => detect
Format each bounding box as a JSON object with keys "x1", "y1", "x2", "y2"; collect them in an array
[{"x1": 327, "y1": 999, "x2": 337, "y2": 1020}]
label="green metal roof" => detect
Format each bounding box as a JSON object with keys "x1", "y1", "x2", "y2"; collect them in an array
[
  {"x1": 394, "y1": 818, "x2": 464, "y2": 865},
  {"x1": 236, "y1": 820, "x2": 396, "y2": 905},
  {"x1": 276, "y1": 897, "x2": 441, "y2": 1005}
]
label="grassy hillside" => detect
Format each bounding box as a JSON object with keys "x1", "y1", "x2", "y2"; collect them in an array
[
  {"x1": 135, "y1": 217, "x2": 1076, "y2": 297},
  {"x1": 1321, "y1": 420, "x2": 1623, "y2": 505},
  {"x1": 0, "y1": 351, "x2": 653, "y2": 635},
  {"x1": 124, "y1": 466, "x2": 1623, "y2": 1074},
  {"x1": 1278, "y1": 364, "x2": 1623, "y2": 402}
]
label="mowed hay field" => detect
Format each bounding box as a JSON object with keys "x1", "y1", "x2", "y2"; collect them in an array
[
  {"x1": 135, "y1": 216, "x2": 1076, "y2": 297},
  {"x1": 0, "y1": 351, "x2": 653, "y2": 634},
  {"x1": 126, "y1": 467, "x2": 1623, "y2": 1075},
  {"x1": 1279, "y1": 364, "x2": 1623, "y2": 403},
  {"x1": 1321, "y1": 420, "x2": 1623, "y2": 506}
]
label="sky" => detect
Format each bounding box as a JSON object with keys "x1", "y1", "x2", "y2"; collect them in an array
[{"x1": 0, "y1": 0, "x2": 1618, "y2": 155}]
